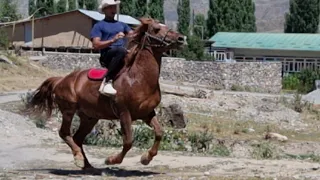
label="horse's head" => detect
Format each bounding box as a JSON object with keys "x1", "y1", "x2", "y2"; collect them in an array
[{"x1": 132, "y1": 17, "x2": 187, "y2": 51}]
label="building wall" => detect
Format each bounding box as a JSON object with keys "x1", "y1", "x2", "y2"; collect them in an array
[
  {"x1": 4, "y1": 12, "x2": 93, "y2": 48},
  {"x1": 21, "y1": 51, "x2": 282, "y2": 93}
]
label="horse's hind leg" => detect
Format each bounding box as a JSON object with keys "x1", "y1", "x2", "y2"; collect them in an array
[
  {"x1": 57, "y1": 101, "x2": 84, "y2": 168},
  {"x1": 140, "y1": 110, "x2": 163, "y2": 165},
  {"x1": 73, "y1": 111, "x2": 98, "y2": 170}
]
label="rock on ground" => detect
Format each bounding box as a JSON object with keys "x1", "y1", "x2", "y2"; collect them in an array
[
  {"x1": 0, "y1": 55, "x2": 13, "y2": 65},
  {"x1": 303, "y1": 89, "x2": 320, "y2": 105},
  {"x1": 157, "y1": 103, "x2": 187, "y2": 129}
]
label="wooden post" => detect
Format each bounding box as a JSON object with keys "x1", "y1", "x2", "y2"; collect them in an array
[
  {"x1": 32, "y1": 15, "x2": 35, "y2": 51},
  {"x1": 11, "y1": 22, "x2": 16, "y2": 48},
  {"x1": 116, "y1": 0, "x2": 120, "y2": 21}
]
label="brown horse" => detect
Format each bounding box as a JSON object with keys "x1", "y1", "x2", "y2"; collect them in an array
[{"x1": 24, "y1": 17, "x2": 187, "y2": 170}]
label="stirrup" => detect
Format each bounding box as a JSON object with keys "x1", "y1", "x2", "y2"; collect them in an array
[{"x1": 99, "y1": 78, "x2": 107, "y2": 93}]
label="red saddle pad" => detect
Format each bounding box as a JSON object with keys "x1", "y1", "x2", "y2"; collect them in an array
[{"x1": 87, "y1": 68, "x2": 108, "y2": 80}]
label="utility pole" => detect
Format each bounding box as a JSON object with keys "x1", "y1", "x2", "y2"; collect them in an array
[
  {"x1": 75, "y1": 0, "x2": 79, "y2": 9},
  {"x1": 116, "y1": 0, "x2": 120, "y2": 21},
  {"x1": 191, "y1": 9, "x2": 195, "y2": 36},
  {"x1": 194, "y1": 25, "x2": 204, "y2": 40},
  {"x1": 31, "y1": 7, "x2": 44, "y2": 51}
]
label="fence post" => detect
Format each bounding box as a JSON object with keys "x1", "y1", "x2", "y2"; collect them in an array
[{"x1": 316, "y1": 80, "x2": 320, "y2": 90}]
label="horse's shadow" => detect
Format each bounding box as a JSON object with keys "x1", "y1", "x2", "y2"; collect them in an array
[{"x1": 22, "y1": 167, "x2": 161, "y2": 177}]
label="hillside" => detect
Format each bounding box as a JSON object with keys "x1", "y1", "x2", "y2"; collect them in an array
[{"x1": 164, "y1": 0, "x2": 290, "y2": 33}]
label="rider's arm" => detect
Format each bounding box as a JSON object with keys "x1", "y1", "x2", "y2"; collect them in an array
[
  {"x1": 90, "y1": 23, "x2": 115, "y2": 50},
  {"x1": 123, "y1": 23, "x2": 135, "y2": 38},
  {"x1": 92, "y1": 37, "x2": 115, "y2": 50}
]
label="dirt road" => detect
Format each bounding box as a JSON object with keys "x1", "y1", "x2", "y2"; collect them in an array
[{"x1": 1, "y1": 108, "x2": 320, "y2": 180}]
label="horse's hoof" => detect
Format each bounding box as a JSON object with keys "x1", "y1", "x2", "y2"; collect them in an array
[
  {"x1": 74, "y1": 157, "x2": 85, "y2": 168},
  {"x1": 140, "y1": 152, "x2": 152, "y2": 165},
  {"x1": 105, "y1": 158, "x2": 111, "y2": 165},
  {"x1": 105, "y1": 156, "x2": 122, "y2": 165}
]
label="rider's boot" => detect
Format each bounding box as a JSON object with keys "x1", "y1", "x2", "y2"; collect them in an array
[{"x1": 99, "y1": 78, "x2": 117, "y2": 96}]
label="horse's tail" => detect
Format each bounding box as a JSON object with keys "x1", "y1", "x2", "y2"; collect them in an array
[{"x1": 23, "y1": 76, "x2": 62, "y2": 118}]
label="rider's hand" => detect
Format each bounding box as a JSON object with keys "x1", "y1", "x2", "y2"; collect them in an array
[{"x1": 112, "y1": 32, "x2": 125, "y2": 42}]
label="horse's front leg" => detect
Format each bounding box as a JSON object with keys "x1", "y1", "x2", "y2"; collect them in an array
[
  {"x1": 105, "y1": 109, "x2": 133, "y2": 165},
  {"x1": 140, "y1": 110, "x2": 163, "y2": 165}
]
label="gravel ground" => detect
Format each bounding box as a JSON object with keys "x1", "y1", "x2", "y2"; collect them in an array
[{"x1": 0, "y1": 84, "x2": 320, "y2": 179}]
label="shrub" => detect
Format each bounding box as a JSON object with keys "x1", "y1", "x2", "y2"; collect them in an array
[
  {"x1": 0, "y1": 28, "x2": 9, "y2": 50},
  {"x1": 282, "y1": 74, "x2": 300, "y2": 90},
  {"x1": 82, "y1": 121, "x2": 231, "y2": 156},
  {"x1": 251, "y1": 142, "x2": 278, "y2": 159},
  {"x1": 296, "y1": 69, "x2": 320, "y2": 93},
  {"x1": 230, "y1": 84, "x2": 244, "y2": 91},
  {"x1": 282, "y1": 69, "x2": 320, "y2": 93},
  {"x1": 279, "y1": 92, "x2": 313, "y2": 113}
]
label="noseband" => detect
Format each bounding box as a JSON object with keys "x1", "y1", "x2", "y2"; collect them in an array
[
  {"x1": 134, "y1": 26, "x2": 173, "y2": 48},
  {"x1": 144, "y1": 29, "x2": 172, "y2": 47}
]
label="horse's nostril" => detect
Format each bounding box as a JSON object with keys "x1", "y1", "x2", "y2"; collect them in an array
[{"x1": 178, "y1": 36, "x2": 185, "y2": 42}]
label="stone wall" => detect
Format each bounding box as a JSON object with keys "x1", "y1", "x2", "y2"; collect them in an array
[
  {"x1": 161, "y1": 58, "x2": 282, "y2": 93},
  {"x1": 24, "y1": 52, "x2": 282, "y2": 93}
]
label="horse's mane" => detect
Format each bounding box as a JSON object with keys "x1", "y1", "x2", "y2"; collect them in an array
[{"x1": 124, "y1": 19, "x2": 152, "y2": 67}]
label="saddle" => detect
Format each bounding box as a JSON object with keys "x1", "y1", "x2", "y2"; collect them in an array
[{"x1": 87, "y1": 68, "x2": 108, "y2": 81}]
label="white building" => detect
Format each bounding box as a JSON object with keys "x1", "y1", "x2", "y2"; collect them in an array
[{"x1": 209, "y1": 32, "x2": 320, "y2": 74}]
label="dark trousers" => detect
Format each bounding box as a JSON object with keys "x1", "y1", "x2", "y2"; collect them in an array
[{"x1": 99, "y1": 47, "x2": 127, "y2": 81}]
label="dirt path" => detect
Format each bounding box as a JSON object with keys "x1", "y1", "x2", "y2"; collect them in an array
[
  {"x1": 2, "y1": 141, "x2": 320, "y2": 180},
  {"x1": 0, "y1": 108, "x2": 320, "y2": 180}
]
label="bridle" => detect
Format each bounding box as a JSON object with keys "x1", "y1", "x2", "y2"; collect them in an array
[{"x1": 133, "y1": 24, "x2": 173, "y2": 49}]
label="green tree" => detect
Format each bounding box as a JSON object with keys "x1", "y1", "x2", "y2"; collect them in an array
[
  {"x1": 134, "y1": 0, "x2": 148, "y2": 18},
  {"x1": 0, "y1": 0, "x2": 19, "y2": 49},
  {"x1": 206, "y1": 0, "x2": 219, "y2": 36},
  {"x1": 78, "y1": 0, "x2": 98, "y2": 10},
  {"x1": 69, "y1": 0, "x2": 77, "y2": 11},
  {"x1": 193, "y1": 14, "x2": 207, "y2": 39},
  {"x1": 56, "y1": 0, "x2": 68, "y2": 13},
  {"x1": 78, "y1": 0, "x2": 86, "y2": 9},
  {"x1": 244, "y1": 0, "x2": 257, "y2": 32},
  {"x1": 175, "y1": 35, "x2": 206, "y2": 60},
  {"x1": 31, "y1": 0, "x2": 56, "y2": 17},
  {"x1": 85, "y1": 0, "x2": 98, "y2": 10},
  {"x1": 44, "y1": 0, "x2": 55, "y2": 15},
  {"x1": 177, "y1": 0, "x2": 190, "y2": 36},
  {"x1": 29, "y1": 0, "x2": 37, "y2": 16},
  {"x1": 0, "y1": 0, "x2": 21, "y2": 22},
  {"x1": 148, "y1": 0, "x2": 164, "y2": 22},
  {"x1": 120, "y1": 0, "x2": 135, "y2": 16},
  {"x1": 285, "y1": 0, "x2": 320, "y2": 33},
  {"x1": 206, "y1": 0, "x2": 256, "y2": 37}
]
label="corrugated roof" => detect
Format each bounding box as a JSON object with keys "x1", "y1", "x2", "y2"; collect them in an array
[
  {"x1": 78, "y1": 9, "x2": 141, "y2": 25},
  {"x1": 209, "y1": 32, "x2": 320, "y2": 51}
]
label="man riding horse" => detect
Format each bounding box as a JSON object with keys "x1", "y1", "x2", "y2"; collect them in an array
[
  {"x1": 25, "y1": 0, "x2": 187, "y2": 170},
  {"x1": 91, "y1": 0, "x2": 134, "y2": 96}
]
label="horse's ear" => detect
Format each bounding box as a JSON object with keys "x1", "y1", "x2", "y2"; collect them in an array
[
  {"x1": 138, "y1": 17, "x2": 153, "y2": 32},
  {"x1": 139, "y1": 17, "x2": 153, "y2": 24}
]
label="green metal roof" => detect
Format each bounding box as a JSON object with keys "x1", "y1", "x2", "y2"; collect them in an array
[{"x1": 209, "y1": 32, "x2": 320, "y2": 51}]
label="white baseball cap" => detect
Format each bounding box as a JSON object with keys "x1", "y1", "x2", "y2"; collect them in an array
[{"x1": 98, "y1": 0, "x2": 121, "y2": 14}]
